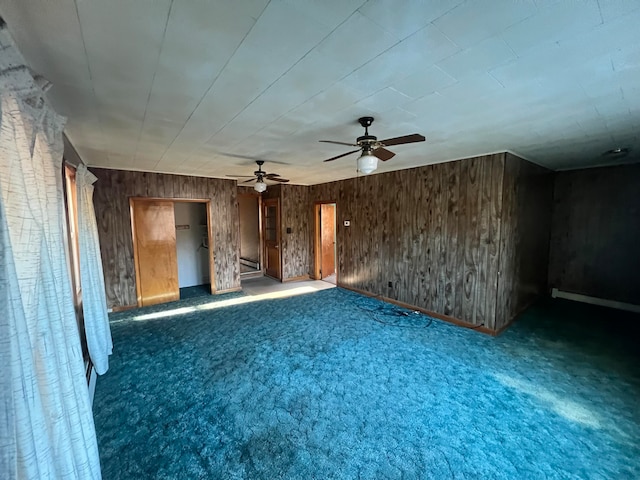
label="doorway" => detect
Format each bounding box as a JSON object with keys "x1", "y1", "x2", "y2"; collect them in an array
[
  {"x1": 174, "y1": 201, "x2": 211, "y2": 299},
  {"x1": 131, "y1": 198, "x2": 214, "y2": 307},
  {"x1": 314, "y1": 202, "x2": 337, "y2": 284},
  {"x1": 238, "y1": 192, "x2": 262, "y2": 277},
  {"x1": 263, "y1": 197, "x2": 281, "y2": 280}
]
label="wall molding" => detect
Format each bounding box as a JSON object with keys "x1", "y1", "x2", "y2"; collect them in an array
[
  {"x1": 551, "y1": 288, "x2": 640, "y2": 313},
  {"x1": 339, "y1": 284, "x2": 496, "y2": 336}
]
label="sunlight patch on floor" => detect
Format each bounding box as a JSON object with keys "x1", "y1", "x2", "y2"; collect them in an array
[
  {"x1": 493, "y1": 372, "x2": 603, "y2": 429},
  {"x1": 131, "y1": 286, "x2": 319, "y2": 322}
]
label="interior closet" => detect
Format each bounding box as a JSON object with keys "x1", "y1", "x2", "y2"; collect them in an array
[{"x1": 131, "y1": 198, "x2": 213, "y2": 307}]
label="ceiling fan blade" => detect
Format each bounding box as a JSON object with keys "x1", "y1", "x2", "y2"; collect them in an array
[
  {"x1": 320, "y1": 140, "x2": 359, "y2": 147},
  {"x1": 323, "y1": 149, "x2": 361, "y2": 162},
  {"x1": 242, "y1": 178, "x2": 257, "y2": 184},
  {"x1": 269, "y1": 177, "x2": 290, "y2": 183},
  {"x1": 226, "y1": 174, "x2": 255, "y2": 178},
  {"x1": 373, "y1": 147, "x2": 396, "y2": 161},
  {"x1": 265, "y1": 173, "x2": 281, "y2": 178},
  {"x1": 379, "y1": 133, "x2": 425, "y2": 147}
]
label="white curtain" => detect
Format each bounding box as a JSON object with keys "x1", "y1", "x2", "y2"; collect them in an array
[
  {"x1": 0, "y1": 29, "x2": 102, "y2": 480},
  {"x1": 76, "y1": 164, "x2": 112, "y2": 375}
]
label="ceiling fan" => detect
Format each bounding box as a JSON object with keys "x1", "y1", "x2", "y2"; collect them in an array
[
  {"x1": 320, "y1": 116, "x2": 425, "y2": 174},
  {"x1": 227, "y1": 160, "x2": 289, "y2": 192}
]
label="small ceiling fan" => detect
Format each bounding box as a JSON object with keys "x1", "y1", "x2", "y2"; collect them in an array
[
  {"x1": 227, "y1": 160, "x2": 289, "y2": 192},
  {"x1": 320, "y1": 116, "x2": 425, "y2": 174}
]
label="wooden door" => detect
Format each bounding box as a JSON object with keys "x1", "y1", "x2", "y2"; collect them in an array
[
  {"x1": 321, "y1": 204, "x2": 336, "y2": 278},
  {"x1": 132, "y1": 199, "x2": 180, "y2": 306},
  {"x1": 263, "y1": 198, "x2": 281, "y2": 280}
]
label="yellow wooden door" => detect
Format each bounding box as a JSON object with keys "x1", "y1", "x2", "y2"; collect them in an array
[{"x1": 132, "y1": 199, "x2": 180, "y2": 306}]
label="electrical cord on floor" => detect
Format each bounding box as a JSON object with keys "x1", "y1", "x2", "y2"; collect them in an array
[{"x1": 353, "y1": 296, "x2": 433, "y2": 329}]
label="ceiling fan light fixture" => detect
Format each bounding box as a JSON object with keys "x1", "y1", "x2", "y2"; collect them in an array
[
  {"x1": 357, "y1": 153, "x2": 378, "y2": 174},
  {"x1": 254, "y1": 180, "x2": 267, "y2": 193}
]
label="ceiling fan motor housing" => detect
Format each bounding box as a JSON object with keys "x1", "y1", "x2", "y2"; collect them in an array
[{"x1": 357, "y1": 134, "x2": 377, "y2": 146}]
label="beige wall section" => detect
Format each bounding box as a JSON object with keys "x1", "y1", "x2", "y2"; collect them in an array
[
  {"x1": 548, "y1": 163, "x2": 640, "y2": 305},
  {"x1": 92, "y1": 168, "x2": 240, "y2": 309},
  {"x1": 238, "y1": 194, "x2": 260, "y2": 263}
]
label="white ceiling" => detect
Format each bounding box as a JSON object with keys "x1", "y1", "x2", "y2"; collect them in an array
[{"x1": 1, "y1": 0, "x2": 639, "y2": 185}]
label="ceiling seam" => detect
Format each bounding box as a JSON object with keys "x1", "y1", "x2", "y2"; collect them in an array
[
  {"x1": 183, "y1": 3, "x2": 379, "y2": 163},
  {"x1": 217, "y1": 17, "x2": 420, "y2": 153},
  {"x1": 153, "y1": 0, "x2": 273, "y2": 168},
  {"x1": 72, "y1": 0, "x2": 110, "y2": 164},
  {"x1": 132, "y1": 0, "x2": 175, "y2": 165}
]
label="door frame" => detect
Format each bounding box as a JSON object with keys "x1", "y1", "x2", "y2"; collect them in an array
[
  {"x1": 262, "y1": 197, "x2": 282, "y2": 280},
  {"x1": 313, "y1": 200, "x2": 338, "y2": 282},
  {"x1": 237, "y1": 191, "x2": 263, "y2": 275},
  {"x1": 130, "y1": 197, "x2": 216, "y2": 307}
]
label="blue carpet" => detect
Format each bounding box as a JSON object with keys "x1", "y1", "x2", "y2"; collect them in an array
[
  {"x1": 94, "y1": 289, "x2": 640, "y2": 479},
  {"x1": 180, "y1": 284, "x2": 211, "y2": 300}
]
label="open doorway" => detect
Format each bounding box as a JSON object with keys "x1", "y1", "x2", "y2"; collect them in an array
[
  {"x1": 238, "y1": 192, "x2": 262, "y2": 277},
  {"x1": 174, "y1": 201, "x2": 211, "y2": 299},
  {"x1": 314, "y1": 202, "x2": 337, "y2": 284}
]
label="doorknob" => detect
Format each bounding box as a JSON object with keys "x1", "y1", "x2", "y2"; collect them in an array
[{"x1": 275, "y1": 245, "x2": 279, "y2": 249}]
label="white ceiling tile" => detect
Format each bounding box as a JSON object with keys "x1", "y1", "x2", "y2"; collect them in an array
[
  {"x1": 4, "y1": 0, "x2": 640, "y2": 183},
  {"x1": 501, "y1": 1, "x2": 602, "y2": 55},
  {"x1": 392, "y1": 66, "x2": 457, "y2": 99},
  {"x1": 142, "y1": 1, "x2": 262, "y2": 122},
  {"x1": 0, "y1": 0, "x2": 92, "y2": 86},
  {"x1": 358, "y1": 0, "x2": 462, "y2": 39},
  {"x1": 314, "y1": 12, "x2": 399, "y2": 67},
  {"x1": 438, "y1": 72, "x2": 504, "y2": 101},
  {"x1": 353, "y1": 87, "x2": 412, "y2": 114},
  {"x1": 595, "y1": 0, "x2": 640, "y2": 23},
  {"x1": 436, "y1": 36, "x2": 516, "y2": 79},
  {"x1": 433, "y1": 0, "x2": 537, "y2": 49},
  {"x1": 282, "y1": 0, "x2": 363, "y2": 30},
  {"x1": 339, "y1": 24, "x2": 460, "y2": 97}
]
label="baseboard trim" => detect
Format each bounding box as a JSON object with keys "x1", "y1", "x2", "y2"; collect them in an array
[
  {"x1": 110, "y1": 304, "x2": 137, "y2": 312},
  {"x1": 283, "y1": 275, "x2": 311, "y2": 283},
  {"x1": 215, "y1": 286, "x2": 242, "y2": 295},
  {"x1": 551, "y1": 288, "x2": 640, "y2": 313},
  {"x1": 338, "y1": 284, "x2": 495, "y2": 335},
  {"x1": 493, "y1": 297, "x2": 539, "y2": 336}
]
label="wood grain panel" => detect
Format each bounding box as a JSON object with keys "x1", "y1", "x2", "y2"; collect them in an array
[
  {"x1": 92, "y1": 168, "x2": 240, "y2": 309},
  {"x1": 443, "y1": 160, "x2": 460, "y2": 317},
  {"x1": 548, "y1": 164, "x2": 640, "y2": 305},
  {"x1": 307, "y1": 152, "x2": 551, "y2": 332},
  {"x1": 309, "y1": 154, "x2": 506, "y2": 328},
  {"x1": 496, "y1": 153, "x2": 553, "y2": 329},
  {"x1": 484, "y1": 156, "x2": 505, "y2": 330},
  {"x1": 280, "y1": 184, "x2": 310, "y2": 280}
]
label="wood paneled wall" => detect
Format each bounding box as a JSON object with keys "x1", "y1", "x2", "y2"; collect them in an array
[
  {"x1": 307, "y1": 153, "x2": 553, "y2": 331},
  {"x1": 548, "y1": 163, "x2": 640, "y2": 305},
  {"x1": 280, "y1": 184, "x2": 311, "y2": 280},
  {"x1": 496, "y1": 153, "x2": 554, "y2": 329},
  {"x1": 92, "y1": 168, "x2": 240, "y2": 308}
]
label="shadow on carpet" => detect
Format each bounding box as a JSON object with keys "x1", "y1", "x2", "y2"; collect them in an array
[{"x1": 95, "y1": 290, "x2": 640, "y2": 479}]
